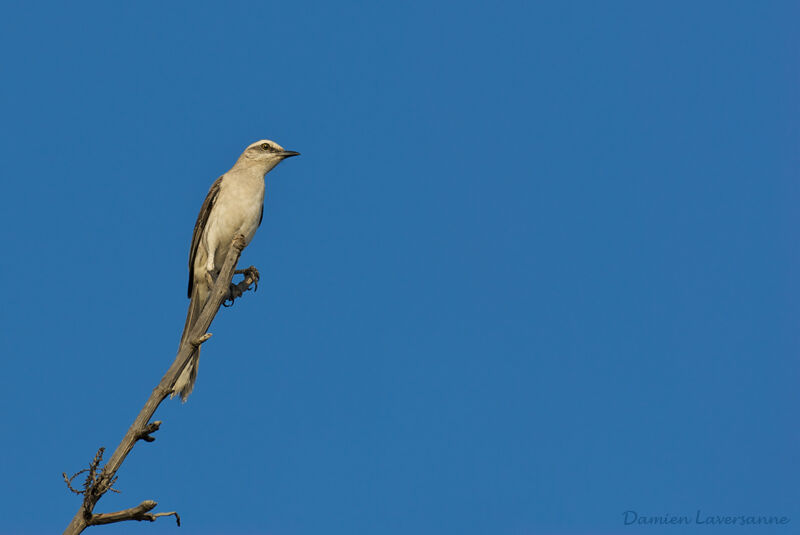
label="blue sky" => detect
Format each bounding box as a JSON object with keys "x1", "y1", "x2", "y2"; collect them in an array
[{"x1": 0, "y1": 1, "x2": 797, "y2": 534}]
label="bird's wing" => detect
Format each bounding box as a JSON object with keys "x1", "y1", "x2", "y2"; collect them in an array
[{"x1": 188, "y1": 175, "x2": 224, "y2": 298}]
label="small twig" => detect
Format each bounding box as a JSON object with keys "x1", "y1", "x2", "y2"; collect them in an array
[
  {"x1": 66, "y1": 448, "x2": 123, "y2": 521},
  {"x1": 150, "y1": 511, "x2": 181, "y2": 525},
  {"x1": 63, "y1": 448, "x2": 122, "y2": 499},
  {"x1": 89, "y1": 500, "x2": 181, "y2": 527},
  {"x1": 136, "y1": 421, "x2": 162, "y2": 443},
  {"x1": 191, "y1": 333, "x2": 213, "y2": 348},
  {"x1": 63, "y1": 470, "x2": 89, "y2": 494}
]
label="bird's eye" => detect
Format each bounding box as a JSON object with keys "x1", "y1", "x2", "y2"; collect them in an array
[{"x1": 261, "y1": 143, "x2": 270, "y2": 151}]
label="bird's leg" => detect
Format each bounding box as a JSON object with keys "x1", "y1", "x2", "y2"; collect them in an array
[
  {"x1": 224, "y1": 266, "x2": 260, "y2": 307},
  {"x1": 223, "y1": 235, "x2": 258, "y2": 307},
  {"x1": 204, "y1": 248, "x2": 218, "y2": 288}
]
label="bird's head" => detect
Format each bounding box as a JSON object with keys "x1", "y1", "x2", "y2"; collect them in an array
[{"x1": 236, "y1": 139, "x2": 300, "y2": 173}]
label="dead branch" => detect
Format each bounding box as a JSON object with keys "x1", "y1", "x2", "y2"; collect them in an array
[
  {"x1": 62, "y1": 235, "x2": 253, "y2": 534},
  {"x1": 89, "y1": 500, "x2": 181, "y2": 526}
]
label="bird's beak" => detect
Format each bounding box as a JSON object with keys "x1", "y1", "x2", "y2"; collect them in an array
[{"x1": 279, "y1": 150, "x2": 300, "y2": 159}]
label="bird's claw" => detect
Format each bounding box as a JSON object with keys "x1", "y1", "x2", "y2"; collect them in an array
[
  {"x1": 224, "y1": 266, "x2": 260, "y2": 306},
  {"x1": 247, "y1": 266, "x2": 260, "y2": 292},
  {"x1": 223, "y1": 282, "x2": 242, "y2": 307},
  {"x1": 235, "y1": 266, "x2": 260, "y2": 292}
]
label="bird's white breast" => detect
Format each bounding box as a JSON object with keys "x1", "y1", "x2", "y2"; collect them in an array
[{"x1": 203, "y1": 169, "x2": 265, "y2": 271}]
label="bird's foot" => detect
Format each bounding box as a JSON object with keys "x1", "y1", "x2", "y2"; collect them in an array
[
  {"x1": 235, "y1": 265, "x2": 260, "y2": 292},
  {"x1": 223, "y1": 265, "x2": 260, "y2": 307},
  {"x1": 224, "y1": 282, "x2": 243, "y2": 306}
]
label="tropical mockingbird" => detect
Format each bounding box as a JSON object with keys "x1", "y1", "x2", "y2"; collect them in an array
[{"x1": 172, "y1": 139, "x2": 300, "y2": 401}]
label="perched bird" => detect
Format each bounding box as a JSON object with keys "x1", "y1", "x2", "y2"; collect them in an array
[{"x1": 172, "y1": 140, "x2": 300, "y2": 401}]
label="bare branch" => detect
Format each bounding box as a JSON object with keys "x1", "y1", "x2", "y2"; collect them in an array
[
  {"x1": 63, "y1": 470, "x2": 88, "y2": 495},
  {"x1": 88, "y1": 500, "x2": 180, "y2": 527},
  {"x1": 63, "y1": 235, "x2": 255, "y2": 535}
]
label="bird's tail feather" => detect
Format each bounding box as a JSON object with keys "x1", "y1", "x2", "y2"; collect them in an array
[{"x1": 172, "y1": 283, "x2": 207, "y2": 402}]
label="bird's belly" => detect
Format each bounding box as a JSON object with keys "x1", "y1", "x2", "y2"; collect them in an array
[
  {"x1": 210, "y1": 202, "x2": 260, "y2": 243},
  {"x1": 204, "y1": 188, "x2": 263, "y2": 270}
]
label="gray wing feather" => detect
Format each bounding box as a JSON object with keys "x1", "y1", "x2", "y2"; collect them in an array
[{"x1": 188, "y1": 176, "x2": 223, "y2": 298}]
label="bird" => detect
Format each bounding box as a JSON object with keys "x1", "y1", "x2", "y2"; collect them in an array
[{"x1": 172, "y1": 139, "x2": 300, "y2": 401}]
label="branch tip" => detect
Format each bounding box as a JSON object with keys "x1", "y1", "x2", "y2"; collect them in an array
[
  {"x1": 192, "y1": 333, "x2": 213, "y2": 347},
  {"x1": 137, "y1": 420, "x2": 162, "y2": 443}
]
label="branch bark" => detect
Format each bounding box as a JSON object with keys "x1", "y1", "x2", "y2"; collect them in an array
[
  {"x1": 89, "y1": 500, "x2": 180, "y2": 526},
  {"x1": 63, "y1": 235, "x2": 251, "y2": 534}
]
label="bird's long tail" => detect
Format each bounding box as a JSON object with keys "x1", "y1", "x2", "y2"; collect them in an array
[{"x1": 172, "y1": 283, "x2": 208, "y2": 402}]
